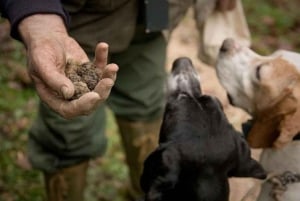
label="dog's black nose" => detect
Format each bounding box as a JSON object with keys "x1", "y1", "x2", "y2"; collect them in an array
[
  {"x1": 220, "y1": 38, "x2": 235, "y2": 52},
  {"x1": 172, "y1": 57, "x2": 193, "y2": 73}
]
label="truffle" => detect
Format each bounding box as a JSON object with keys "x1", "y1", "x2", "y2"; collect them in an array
[{"x1": 65, "y1": 60, "x2": 100, "y2": 100}]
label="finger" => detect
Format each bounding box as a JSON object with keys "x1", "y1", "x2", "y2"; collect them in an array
[
  {"x1": 30, "y1": 65, "x2": 75, "y2": 100},
  {"x1": 35, "y1": 78, "x2": 113, "y2": 119},
  {"x1": 34, "y1": 79, "x2": 78, "y2": 118},
  {"x1": 35, "y1": 81, "x2": 102, "y2": 118},
  {"x1": 94, "y1": 42, "x2": 109, "y2": 71},
  {"x1": 34, "y1": 79, "x2": 70, "y2": 115},
  {"x1": 93, "y1": 78, "x2": 114, "y2": 100},
  {"x1": 102, "y1": 63, "x2": 119, "y2": 82},
  {"x1": 28, "y1": 46, "x2": 74, "y2": 99},
  {"x1": 27, "y1": 40, "x2": 78, "y2": 99},
  {"x1": 59, "y1": 92, "x2": 102, "y2": 118},
  {"x1": 62, "y1": 70, "x2": 116, "y2": 118}
]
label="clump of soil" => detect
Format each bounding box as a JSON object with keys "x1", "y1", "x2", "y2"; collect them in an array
[{"x1": 65, "y1": 60, "x2": 100, "y2": 100}]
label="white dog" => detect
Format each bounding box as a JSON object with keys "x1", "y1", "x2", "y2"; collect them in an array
[{"x1": 216, "y1": 38, "x2": 300, "y2": 201}]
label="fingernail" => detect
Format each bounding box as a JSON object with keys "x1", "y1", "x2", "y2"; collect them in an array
[{"x1": 61, "y1": 85, "x2": 72, "y2": 99}]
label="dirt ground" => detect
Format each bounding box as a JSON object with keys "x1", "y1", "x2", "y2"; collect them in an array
[{"x1": 166, "y1": 12, "x2": 264, "y2": 201}]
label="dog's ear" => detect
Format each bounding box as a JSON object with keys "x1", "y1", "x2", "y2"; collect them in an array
[
  {"x1": 247, "y1": 118, "x2": 280, "y2": 148},
  {"x1": 255, "y1": 57, "x2": 299, "y2": 112},
  {"x1": 256, "y1": 81, "x2": 298, "y2": 114},
  {"x1": 247, "y1": 92, "x2": 297, "y2": 148},
  {"x1": 229, "y1": 135, "x2": 266, "y2": 179},
  {"x1": 273, "y1": 110, "x2": 300, "y2": 148},
  {"x1": 140, "y1": 146, "x2": 180, "y2": 201}
]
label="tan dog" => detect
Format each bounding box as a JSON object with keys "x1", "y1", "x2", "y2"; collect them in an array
[
  {"x1": 216, "y1": 38, "x2": 300, "y2": 201},
  {"x1": 216, "y1": 38, "x2": 300, "y2": 148}
]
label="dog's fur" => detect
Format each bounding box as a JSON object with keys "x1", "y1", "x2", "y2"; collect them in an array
[
  {"x1": 216, "y1": 39, "x2": 300, "y2": 200},
  {"x1": 216, "y1": 38, "x2": 300, "y2": 148},
  {"x1": 140, "y1": 57, "x2": 266, "y2": 201}
]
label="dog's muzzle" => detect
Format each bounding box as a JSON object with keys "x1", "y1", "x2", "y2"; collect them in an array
[
  {"x1": 168, "y1": 57, "x2": 201, "y2": 97},
  {"x1": 219, "y1": 38, "x2": 239, "y2": 54}
]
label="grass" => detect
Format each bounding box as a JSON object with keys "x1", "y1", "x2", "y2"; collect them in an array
[
  {"x1": 243, "y1": 0, "x2": 300, "y2": 54},
  {"x1": 0, "y1": 41, "x2": 44, "y2": 200},
  {"x1": 1, "y1": 0, "x2": 300, "y2": 200}
]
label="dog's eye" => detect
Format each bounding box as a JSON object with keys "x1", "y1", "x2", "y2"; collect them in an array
[{"x1": 256, "y1": 65, "x2": 262, "y2": 80}]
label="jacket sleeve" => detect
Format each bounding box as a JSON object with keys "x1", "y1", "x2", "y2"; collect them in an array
[{"x1": 0, "y1": 0, "x2": 70, "y2": 40}]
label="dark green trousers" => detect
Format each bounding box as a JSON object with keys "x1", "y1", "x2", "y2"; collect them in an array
[{"x1": 28, "y1": 34, "x2": 167, "y2": 173}]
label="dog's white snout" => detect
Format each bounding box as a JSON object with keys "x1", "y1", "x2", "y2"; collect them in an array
[
  {"x1": 168, "y1": 58, "x2": 201, "y2": 96},
  {"x1": 220, "y1": 38, "x2": 235, "y2": 53},
  {"x1": 220, "y1": 38, "x2": 241, "y2": 53},
  {"x1": 168, "y1": 73, "x2": 191, "y2": 94}
]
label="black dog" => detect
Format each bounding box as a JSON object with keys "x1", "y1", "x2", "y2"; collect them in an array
[{"x1": 140, "y1": 57, "x2": 266, "y2": 201}]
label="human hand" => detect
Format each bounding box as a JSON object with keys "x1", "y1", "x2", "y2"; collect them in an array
[
  {"x1": 215, "y1": 0, "x2": 236, "y2": 11},
  {"x1": 18, "y1": 14, "x2": 118, "y2": 119}
]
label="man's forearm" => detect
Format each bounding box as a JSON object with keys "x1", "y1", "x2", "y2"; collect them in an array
[{"x1": 0, "y1": 0, "x2": 69, "y2": 40}]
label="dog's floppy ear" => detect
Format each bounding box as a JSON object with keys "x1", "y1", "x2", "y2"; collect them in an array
[
  {"x1": 274, "y1": 108, "x2": 300, "y2": 148},
  {"x1": 246, "y1": 118, "x2": 280, "y2": 148},
  {"x1": 229, "y1": 135, "x2": 266, "y2": 179},
  {"x1": 140, "y1": 146, "x2": 180, "y2": 201},
  {"x1": 247, "y1": 91, "x2": 297, "y2": 148}
]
